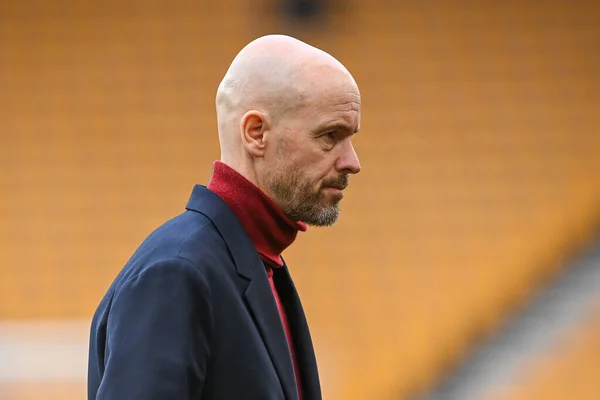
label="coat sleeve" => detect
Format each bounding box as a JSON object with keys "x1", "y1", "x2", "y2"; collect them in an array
[{"x1": 96, "y1": 257, "x2": 214, "y2": 400}]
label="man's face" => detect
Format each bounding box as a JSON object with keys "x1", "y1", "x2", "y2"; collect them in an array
[{"x1": 264, "y1": 79, "x2": 361, "y2": 226}]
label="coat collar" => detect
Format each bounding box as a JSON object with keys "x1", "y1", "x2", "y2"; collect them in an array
[
  {"x1": 185, "y1": 184, "x2": 256, "y2": 279},
  {"x1": 185, "y1": 184, "x2": 302, "y2": 399}
]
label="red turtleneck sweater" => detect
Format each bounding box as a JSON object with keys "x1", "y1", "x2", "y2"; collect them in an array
[{"x1": 207, "y1": 161, "x2": 306, "y2": 399}]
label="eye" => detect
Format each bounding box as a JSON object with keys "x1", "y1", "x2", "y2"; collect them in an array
[
  {"x1": 323, "y1": 132, "x2": 336, "y2": 141},
  {"x1": 318, "y1": 131, "x2": 338, "y2": 150}
]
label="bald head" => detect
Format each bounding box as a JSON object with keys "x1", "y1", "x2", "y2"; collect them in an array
[
  {"x1": 215, "y1": 34, "x2": 358, "y2": 162},
  {"x1": 213, "y1": 34, "x2": 361, "y2": 226}
]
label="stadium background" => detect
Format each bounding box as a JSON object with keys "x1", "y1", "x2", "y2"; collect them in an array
[{"x1": 1, "y1": 0, "x2": 599, "y2": 399}]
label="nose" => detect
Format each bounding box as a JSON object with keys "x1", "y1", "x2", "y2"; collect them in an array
[{"x1": 336, "y1": 140, "x2": 361, "y2": 175}]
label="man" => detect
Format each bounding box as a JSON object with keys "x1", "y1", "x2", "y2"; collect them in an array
[{"x1": 88, "y1": 34, "x2": 361, "y2": 400}]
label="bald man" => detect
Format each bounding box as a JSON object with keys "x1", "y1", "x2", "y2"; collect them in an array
[{"x1": 88, "y1": 34, "x2": 361, "y2": 400}]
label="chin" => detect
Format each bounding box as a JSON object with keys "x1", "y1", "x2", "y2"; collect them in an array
[{"x1": 327, "y1": 193, "x2": 344, "y2": 204}]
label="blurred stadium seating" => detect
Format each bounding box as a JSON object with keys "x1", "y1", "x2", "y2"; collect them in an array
[
  {"x1": 489, "y1": 300, "x2": 600, "y2": 400},
  {"x1": 1, "y1": 0, "x2": 599, "y2": 399}
]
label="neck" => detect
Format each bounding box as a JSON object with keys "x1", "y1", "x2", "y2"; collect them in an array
[{"x1": 208, "y1": 161, "x2": 306, "y2": 267}]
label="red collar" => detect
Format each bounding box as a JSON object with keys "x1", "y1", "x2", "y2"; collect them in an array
[{"x1": 207, "y1": 161, "x2": 307, "y2": 267}]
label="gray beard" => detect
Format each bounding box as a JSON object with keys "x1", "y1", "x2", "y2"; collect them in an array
[
  {"x1": 267, "y1": 170, "x2": 344, "y2": 227},
  {"x1": 286, "y1": 199, "x2": 340, "y2": 227}
]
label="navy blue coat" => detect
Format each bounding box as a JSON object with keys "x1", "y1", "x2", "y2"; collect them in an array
[{"x1": 88, "y1": 185, "x2": 322, "y2": 400}]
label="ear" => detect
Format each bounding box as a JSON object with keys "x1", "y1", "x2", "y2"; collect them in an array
[{"x1": 240, "y1": 110, "x2": 270, "y2": 157}]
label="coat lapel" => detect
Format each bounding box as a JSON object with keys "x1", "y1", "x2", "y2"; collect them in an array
[
  {"x1": 185, "y1": 185, "x2": 299, "y2": 399},
  {"x1": 273, "y1": 264, "x2": 322, "y2": 400},
  {"x1": 245, "y1": 265, "x2": 299, "y2": 400}
]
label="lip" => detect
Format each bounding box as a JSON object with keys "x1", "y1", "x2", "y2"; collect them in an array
[{"x1": 324, "y1": 185, "x2": 347, "y2": 191}]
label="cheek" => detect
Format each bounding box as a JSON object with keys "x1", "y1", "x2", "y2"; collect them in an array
[
  {"x1": 284, "y1": 159, "x2": 322, "y2": 190},
  {"x1": 303, "y1": 157, "x2": 336, "y2": 184},
  {"x1": 309, "y1": 164, "x2": 335, "y2": 190},
  {"x1": 279, "y1": 139, "x2": 336, "y2": 185}
]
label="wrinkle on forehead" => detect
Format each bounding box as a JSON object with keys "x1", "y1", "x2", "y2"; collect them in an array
[
  {"x1": 308, "y1": 89, "x2": 361, "y2": 133},
  {"x1": 330, "y1": 97, "x2": 361, "y2": 112}
]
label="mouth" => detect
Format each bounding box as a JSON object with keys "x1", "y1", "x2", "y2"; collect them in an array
[
  {"x1": 322, "y1": 185, "x2": 347, "y2": 197},
  {"x1": 322, "y1": 175, "x2": 349, "y2": 193},
  {"x1": 324, "y1": 184, "x2": 347, "y2": 190}
]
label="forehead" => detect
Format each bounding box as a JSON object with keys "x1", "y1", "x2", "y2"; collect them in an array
[
  {"x1": 302, "y1": 83, "x2": 361, "y2": 133},
  {"x1": 314, "y1": 92, "x2": 361, "y2": 133}
]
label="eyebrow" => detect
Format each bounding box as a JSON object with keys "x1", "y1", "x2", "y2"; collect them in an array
[{"x1": 317, "y1": 122, "x2": 359, "y2": 135}]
